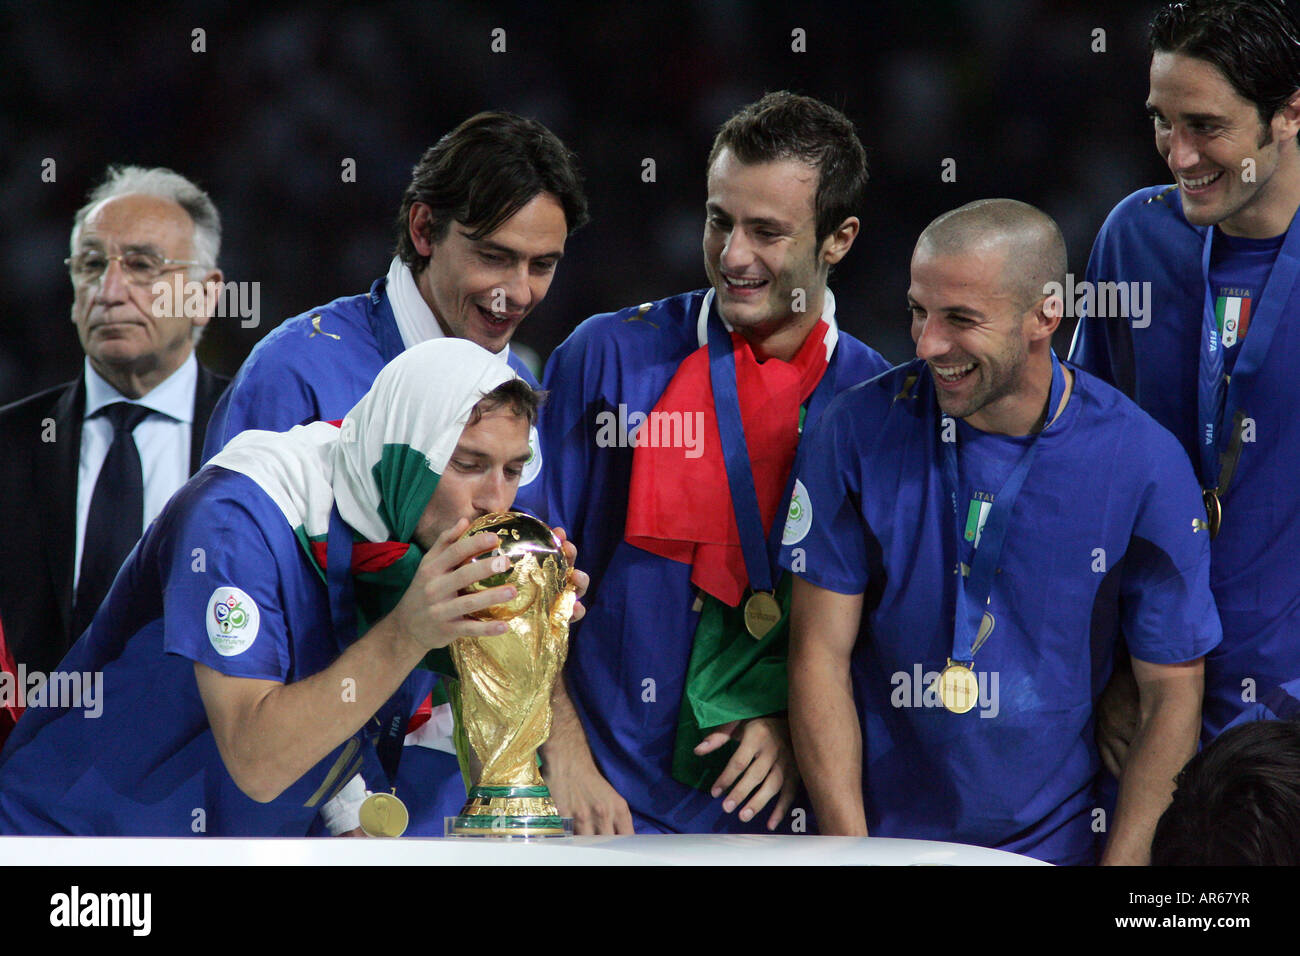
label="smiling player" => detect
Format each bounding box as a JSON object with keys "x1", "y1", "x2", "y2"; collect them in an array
[
  {"x1": 786, "y1": 199, "x2": 1219, "y2": 865},
  {"x1": 1070, "y1": 0, "x2": 1300, "y2": 744},
  {"x1": 203, "y1": 111, "x2": 587, "y2": 490},
  {"x1": 200, "y1": 111, "x2": 588, "y2": 832},
  {"x1": 537, "y1": 92, "x2": 890, "y2": 834}
]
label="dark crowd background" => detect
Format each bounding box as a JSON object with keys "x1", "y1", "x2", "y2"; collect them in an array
[{"x1": 0, "y1": 0, "x2": 1176, "y2": 405}]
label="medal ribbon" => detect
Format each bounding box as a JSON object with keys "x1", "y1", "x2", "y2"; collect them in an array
[
  {"x1": 706, "y1": 304, "x2": 838, "y2": 595},
  {"x1": 326, "y1": 504, "x2": 410, "y2": 780},
  {"x1": 1196, "y1": 209, "x2": 1300, "y2": 493},
  {"x1": 939, "y1": 353, "x2": 1065, "y2": 664}
]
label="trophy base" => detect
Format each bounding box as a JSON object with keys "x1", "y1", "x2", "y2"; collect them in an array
[{"x1": 445, "y1": 785, "x2": 574, "y2": 839}]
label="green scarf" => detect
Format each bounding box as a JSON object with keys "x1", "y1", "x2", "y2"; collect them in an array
[{"x1": 671, "y1": 574, "x2": 792, "y2": 788}]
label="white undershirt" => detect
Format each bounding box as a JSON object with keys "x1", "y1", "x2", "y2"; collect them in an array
[
  {"x1": 695, "y1": 286, "x2": 840, "y2": 361},
  {"x1": 75, "y1": 354, "x2": 196, "y2": 589},
  {"x1": 386, "y1": 256, "x2": 446, "y2": 350}
]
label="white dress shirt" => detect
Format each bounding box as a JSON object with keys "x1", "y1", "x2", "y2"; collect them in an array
[{"x1": 74, "y1": 353, "x2": 197, "y2": 589}]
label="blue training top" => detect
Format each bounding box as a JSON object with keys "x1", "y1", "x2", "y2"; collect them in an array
[
  {"x1": 1070, "y1": 186, "x2": 1300, "y2": 739},
  {"x1": 0, "y1": 467, "x2": 391, "y2": 835},
  {"x1": 541, "y1": 290, "x2": 890, "y2": 833},
  {"x1": 779, "y1": 359, "x2": 1221, "y2": 864}
]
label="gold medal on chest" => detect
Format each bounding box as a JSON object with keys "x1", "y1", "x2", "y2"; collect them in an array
[
  {"x1": 935, "y1": 660, "x2": 980, "y2": 714},
  {"x1": 359, "y1": 790, "x2": 409, "y2": 838},
  {"x1": 744, "y1": 591, "x2": 782, "y2": 639}
]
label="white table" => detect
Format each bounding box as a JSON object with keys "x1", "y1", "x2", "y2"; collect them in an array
[{"x1": 0, "y1": 833, "x2": 1047, "y2": 865}]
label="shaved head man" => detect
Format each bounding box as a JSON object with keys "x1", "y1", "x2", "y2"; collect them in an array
[
  {"x1": 911, "y1": 199, "x2": 1069, "y2": 429},
  {"x1": 782, "y1": 199, "x2": 1218, "y2": 865}
]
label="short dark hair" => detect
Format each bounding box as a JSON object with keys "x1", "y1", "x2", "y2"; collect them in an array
[
  {"x1": 706, "y1": 91, "x2": 869, "y2": 248},
  {"x1": 1152, "y1": 718, "x2": 1300, "y2": 865},
  {"x1": 469, "y1": 378, "x2": 545, "y2": 427},
  {"x1": 395, "y1": 111, "x2": 589, "y2": 274},
  {"x1": 1149, "y1": 0, "x2": 1300, "y2": 133}
]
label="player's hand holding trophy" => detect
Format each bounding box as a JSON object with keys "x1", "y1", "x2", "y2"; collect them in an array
[{"x1": 445, "y1": 511, "x2": 576, "y2": 836}]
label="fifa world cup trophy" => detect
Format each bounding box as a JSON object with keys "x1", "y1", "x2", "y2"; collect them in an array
[{"x1": 447, "y1": 512, "x2": 576, "y2": 836}]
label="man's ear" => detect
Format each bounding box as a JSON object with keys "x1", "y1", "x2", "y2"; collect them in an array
[
  {"x1": 1032, "y1": 293, "x2": 1064, "y2": 342},
  {"x1": 1272, "y1": 87, "x2": 1300, "y2": 146},
  {"x1": 820, "y1": 216, "x2": 860, "y2": 267},
  {"x1": 409, "y1": 203, "x2": 437, "y2": 258}
]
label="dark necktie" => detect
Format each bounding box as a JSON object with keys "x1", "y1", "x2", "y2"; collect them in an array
[{"x1": 73, "y1": 402, "x2": 151, "y2": 637}]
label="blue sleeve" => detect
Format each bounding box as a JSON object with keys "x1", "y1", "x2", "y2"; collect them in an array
[
  {"x1": 201, "y1": 335, "x2": 323, "y2": 462},
  {"x1": 1119, "y1": 426, "x2": 1222, "y2": 665},
  {"x1": 161, "y1": 487, "x2": 294, "y2": 682},
  {"x1": 543, "y1": 327, "x2": 608, "y2": 538},
  {"x1": 537, "y1": 321, "x2": 632, "y2": 605},
  {"x1": 1068, "y1": 208, "x2": 1137, "y2": 397},
  {"x1": 539, "y1": 334, "x2": 590, "y2": 537},
  {"x1": 778, "y1": 398, "x2": 870, "y2": 595}
]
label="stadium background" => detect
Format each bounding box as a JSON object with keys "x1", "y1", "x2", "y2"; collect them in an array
[{"x1": 0, "y1": 0, "x2": 1176, "y2": 404}]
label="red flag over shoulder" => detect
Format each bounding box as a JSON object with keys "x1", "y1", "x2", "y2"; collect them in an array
[{"x1": 625, "y1": 321, "x2": 829, "y2": 607}]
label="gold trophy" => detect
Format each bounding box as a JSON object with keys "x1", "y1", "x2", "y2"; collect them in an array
[{"x1": 446, "y1": 512, "x2": 576, "y2": 836}]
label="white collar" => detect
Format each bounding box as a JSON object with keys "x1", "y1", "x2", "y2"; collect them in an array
[
  {"x1": 695, "y1": 287, "x2": 840, "y2": 362},
  {"x1": 83, "y1": 352, "x2": 197, "y2": 423},
  {"x1": 387, "y1": 256, "x2": 446, "y2": 349},
  {"x1": 385, "y1": 256, "x2": 512, "y2": 363}
]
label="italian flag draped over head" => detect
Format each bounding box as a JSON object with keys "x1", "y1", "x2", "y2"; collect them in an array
[
  {"x1": 211, "y1": 337, "x2": 516, "y2": 561},
  {"x1": 208, "y1": 338, "x2": 519, "y2": 733}
]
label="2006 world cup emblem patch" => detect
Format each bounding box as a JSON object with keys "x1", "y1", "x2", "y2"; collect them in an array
[{"x1": 206, "y1": 586, "x2": 261, "y2": 656}]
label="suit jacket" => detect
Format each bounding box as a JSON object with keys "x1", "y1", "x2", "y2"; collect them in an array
[{"x1": 0, "y1": 363, "x2": 229, "y2": 673}]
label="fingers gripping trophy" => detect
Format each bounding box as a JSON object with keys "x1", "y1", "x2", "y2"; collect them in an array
[{"x1": 447, "y1": 512, "x2": 576, "y2": 836}]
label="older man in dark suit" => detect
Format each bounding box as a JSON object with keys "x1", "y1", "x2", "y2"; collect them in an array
[{"x1": 0, "y1": 166, "x2": 229, "y2": 675}]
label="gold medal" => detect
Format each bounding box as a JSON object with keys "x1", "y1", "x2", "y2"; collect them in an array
[
  {"x1": 358, "y1": 791, "x2": 409, "y2": 838},
  {"x1": 743, "y1": 591, "x2": 782, "y2": 639},
  {"x1": 935, "y1": 660, "x2": 979, "y2": 714},
  {"x1": 1203, "y1": 489, "x2": 1222, "y2": 539}
]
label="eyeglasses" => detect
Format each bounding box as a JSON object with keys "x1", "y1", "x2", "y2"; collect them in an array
[{"x1": 65, "y1": 251, "x2": 202, "y2": 285}]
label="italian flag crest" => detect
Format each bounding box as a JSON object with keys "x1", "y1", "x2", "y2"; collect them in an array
[
  {"x1": 964, "y1": 497, "x2": 992, "y2": 547},
  {"x1": 1216, "y1": 295, "x2": 1252, "y2": 348}
]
